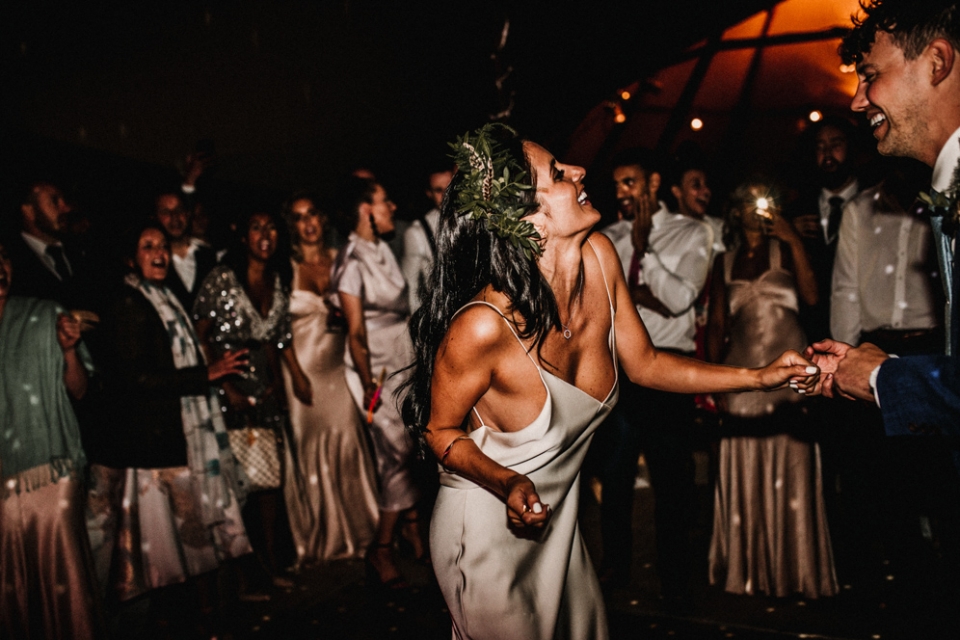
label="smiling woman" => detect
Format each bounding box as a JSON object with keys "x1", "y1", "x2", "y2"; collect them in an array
[
  {"x1": 85, "y1": 220, "x2": 253, "y2": 632},
  {"x1": 193, "y1": 209, "x2": 312, "y2": 593},
  {"x1": 401, "y1": 124, "x2": 822, "y2": 640}
]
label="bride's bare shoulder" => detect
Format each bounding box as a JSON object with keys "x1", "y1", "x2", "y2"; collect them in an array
[{"x1": 442, "y1": 295, "x2": 516, "y2": 361}]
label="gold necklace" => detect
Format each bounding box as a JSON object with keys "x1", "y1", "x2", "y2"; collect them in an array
[{"x1": 559, "y1": 264, "x2": 585, "y2": 340}]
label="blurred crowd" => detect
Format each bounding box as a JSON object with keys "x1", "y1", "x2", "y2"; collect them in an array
[{"x1": 2, "y1": 114, "x2": 958, "y2": 639}]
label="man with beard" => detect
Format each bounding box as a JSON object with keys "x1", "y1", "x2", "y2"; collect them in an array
[
  {"x1": 594, "y1": 149, "x2": 714, "y2": 602},
  {"x1": 153, "y1": 188, "x2": 218, "y2": 312},
  {"x1": 807, "y1": 0, "x2": 960, "y2": 604},
  {"x1": 8, "y1": 180, "x2": 93, "y2": 311},
  {"x1": 788, "y1": 117, "x2": 861, "y2": 342}
]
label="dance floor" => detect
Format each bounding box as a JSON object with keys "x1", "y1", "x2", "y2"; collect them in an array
[{"x1": 109, "y1": 476, "x2": 959, "y2": 639}]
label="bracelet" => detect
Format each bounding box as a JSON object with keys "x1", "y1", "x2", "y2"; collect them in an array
[{"x1": 440, "y1": 434, "x2": 472, "y2": 468}]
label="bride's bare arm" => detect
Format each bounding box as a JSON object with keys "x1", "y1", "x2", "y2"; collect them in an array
[
  {"x1": 425, "y1": 306, "x2": 550, "y2": 528},
  {"x1": 589, "y1": 232, "x2": 819, "y2": 394}
]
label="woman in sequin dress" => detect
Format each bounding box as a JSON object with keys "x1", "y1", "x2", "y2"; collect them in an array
[
  {"x1": 706, "y1": 180, "x2": 837, "y2": 598},
  {"x1": 194, "y1": 209, "x2": 312, "y2": 587},
  {"x1": 280, "y1": 192, "x2": 379, "y2": 564},
  {"x1": 331, "y1": 176, "x2": 426, "y2": 589}
]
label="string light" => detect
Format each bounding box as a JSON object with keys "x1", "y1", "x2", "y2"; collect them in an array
[
  {"x1": 690, "y1": 118, "x2": 703, "y2": 131},
  {"x1": 809, "y1": 110, "x2": 822, "y2": 122},
  {"x1": 613, "y1": 103, "x2": 627, "y2": 124},
  {"x1": 621, "y1": 90, "x2": 631, "y2": 101}
]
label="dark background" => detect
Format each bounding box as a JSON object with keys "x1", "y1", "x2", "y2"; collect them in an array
[{"x1": 3, "y1": 0, "x2": 790, "y2": 227}]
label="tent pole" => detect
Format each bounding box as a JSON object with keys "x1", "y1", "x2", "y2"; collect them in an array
[{"x1": 655, "y1": 32, "x2": 723, "y2": 155}]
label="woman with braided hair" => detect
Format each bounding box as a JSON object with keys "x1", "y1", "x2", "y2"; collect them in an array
[{"x1": 401, "y1": 124, "x2": 822, "y2": 640}]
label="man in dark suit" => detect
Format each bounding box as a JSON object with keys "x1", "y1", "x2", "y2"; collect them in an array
[
  {"x1": 787, "y1": 116, "x2": 861, "y2": 342},
  {"x1": 8, "y1": 181, "x2": 93, "y2": 311}
]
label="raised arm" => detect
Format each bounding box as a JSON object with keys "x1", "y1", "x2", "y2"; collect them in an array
[{"x1": 640, "y1": 220, "x2": 713, "y2": 316}]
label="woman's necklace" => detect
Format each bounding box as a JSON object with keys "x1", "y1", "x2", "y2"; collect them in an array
[{"x1": 559, "y1": 264, "x2": 585, "y2": 340}]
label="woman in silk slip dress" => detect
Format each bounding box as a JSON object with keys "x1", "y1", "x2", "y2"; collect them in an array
[
  {"x1": 706, "y1": 180, "x2": 837, "y2": 598},
  {"x1": 400, "y1": 124, "x2": 824, "y2": 640},
  {"x1": 280, "y1": 193, "x2": 379, "y2": 564}
]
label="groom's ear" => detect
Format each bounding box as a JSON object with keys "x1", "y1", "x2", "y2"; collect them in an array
[{"x1": 928, "y1": 38, "x2": 956, "y2": 86}]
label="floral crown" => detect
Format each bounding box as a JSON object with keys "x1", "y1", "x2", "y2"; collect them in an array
[{"x1": 448, "y1": 123, "x2": 542, "y2": 259}]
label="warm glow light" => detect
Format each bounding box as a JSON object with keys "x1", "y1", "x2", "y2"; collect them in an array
[
  {"x1": 690, "y1": 118, "x2": 703, "y2": 131},
  {"x1": 621, "y1": 90, "x2": 631, "y2": 101},
  {"x1": 840, "y1": 63, "x2": 856, "y2": 74},
  {"x1": 809, "y1": 110, "x2": 823, "y2": 122},
  {"x1": 613, "y1": 103, "x2": 627, "y2": 124}
]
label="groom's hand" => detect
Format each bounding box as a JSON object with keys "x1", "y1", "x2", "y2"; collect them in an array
[{"x1": 805, "y1": 339, "x2": 851, "y2": 399}]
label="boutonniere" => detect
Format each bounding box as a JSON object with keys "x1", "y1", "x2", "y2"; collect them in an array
[{"x1": 916, "y1": 140, "x2": 960, "y2": 234}]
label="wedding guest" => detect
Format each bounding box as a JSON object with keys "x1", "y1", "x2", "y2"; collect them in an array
[
  {"x1": 281, "y1": 192, "x2": 379, "y2": 564},
  {"x1": 706, "y1": 178, "x2": 837, "y2": 598},
  {"x1": 331, "y1": 176, "x2": 426, "y2": 589},
  {"x1": 87, "y1": 221, "x2": 252, "y2": 632},
  {"x1": 0, "y1": 237, "x2": 103, "y2": 639},
  {"x1": 194, "y1": 209, "x2": 312, "y2": 589}
]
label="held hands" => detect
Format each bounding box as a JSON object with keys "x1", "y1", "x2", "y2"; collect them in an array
[
  {"x1": 804, "y1": 339, "x2": 888, "y2": 402},
  {"x1": 56, "y1": 313, "x2": 82, "y2": 352},
  {"x1": 505, "y1": 474, "x2": 551, "y2": 531},
  {"x1": 757, "y1": 349, "x2": 821, "y2": 395},
  {"x1": 207, "y1": 348, "x2": 250, "y2": 382}
]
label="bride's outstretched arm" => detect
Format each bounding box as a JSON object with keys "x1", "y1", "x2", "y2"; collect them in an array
[{"x1": 590, "y1": 232, "x2": 820, "y2": 395}]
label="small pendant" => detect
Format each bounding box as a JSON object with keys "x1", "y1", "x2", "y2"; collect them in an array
[{"x1": 562, "y1": 327, "x2": 572, "y2": 339}]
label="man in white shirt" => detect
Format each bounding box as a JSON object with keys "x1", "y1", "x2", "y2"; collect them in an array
[
  {"x1": 593, "y1": 149, "x2": 713, "y2": 600},
  {"x1": 401, "y1": 166, "x2": 453, "y2": 312},
  {"x1": 809, "y1": 0, "x2": 960, "y2": 594},
  {"x1": 154, "y1": 188, "x2": 218, "y2": 312},
  {"x1": 831, "y1": 167, "x2": 942, "y2": 352}
]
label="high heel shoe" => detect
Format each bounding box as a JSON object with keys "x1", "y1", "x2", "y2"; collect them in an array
[
  {"x1": 365, "y1": 542, "x2": 410, "y2": 590},
  {"x1": 399, "y1": 512, "x2": 431, "y2": 566}
]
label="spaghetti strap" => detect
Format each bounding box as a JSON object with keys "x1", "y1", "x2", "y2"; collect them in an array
[
  {"x1": 453, "y1": 300, "x2": 540, "y2": 370},
  {"x1": 453, "y1": 300, "x2": 544, "y2": 430},
  {"x1": 585, "y1": 237, "x2": 620, "y2": 372}
]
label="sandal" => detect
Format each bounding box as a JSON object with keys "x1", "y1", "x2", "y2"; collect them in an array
[
  {"x1": 365, "y1": 543, "x2": 410, "y2": 590},
  {"x1": 399, "y1": 512, "x2": 431, "y2": 565}
]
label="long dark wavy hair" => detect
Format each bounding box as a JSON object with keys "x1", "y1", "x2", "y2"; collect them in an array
[{"x1": 400, "y1": 127, "x2": 562, "y2": 448}]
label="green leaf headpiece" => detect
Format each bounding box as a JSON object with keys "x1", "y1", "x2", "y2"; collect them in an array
[{"x1": 448, "y1": 123, "x2": 542, "y2": 259}]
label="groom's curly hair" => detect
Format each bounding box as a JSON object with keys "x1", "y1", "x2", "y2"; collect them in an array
[{"x1": 841, "y1": 0, "x2": 960, "y2": 65}]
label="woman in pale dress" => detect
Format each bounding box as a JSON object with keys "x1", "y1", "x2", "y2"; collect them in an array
[
  {"x1": 706, "y1": 179, "x2": 837, "y2": 598},
  {"x1": 330, "y1": 176, "x2": 427, "y2": 589},
  {"x1": 401, "y1": 124, "x2": 823, "y2": 640},
  {"x1": 281, "y1": 192, "x2": 379, "y2": 564}
]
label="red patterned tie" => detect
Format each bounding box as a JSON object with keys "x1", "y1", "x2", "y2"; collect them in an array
[{"x1": 628, "y1": 250, "x2": 642, "y2": 288}]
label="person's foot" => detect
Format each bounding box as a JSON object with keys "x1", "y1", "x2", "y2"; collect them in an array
[
  {"x1": 366, "y1": 543, "x2": 409, "y2": 589},
  {"x1": 400, "y1": 513, "x2": 429, "y2": 564}
]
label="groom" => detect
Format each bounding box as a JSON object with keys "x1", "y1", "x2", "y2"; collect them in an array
[{"x1": 809, "y1": 0, "x2": 960, "y2": 442}]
